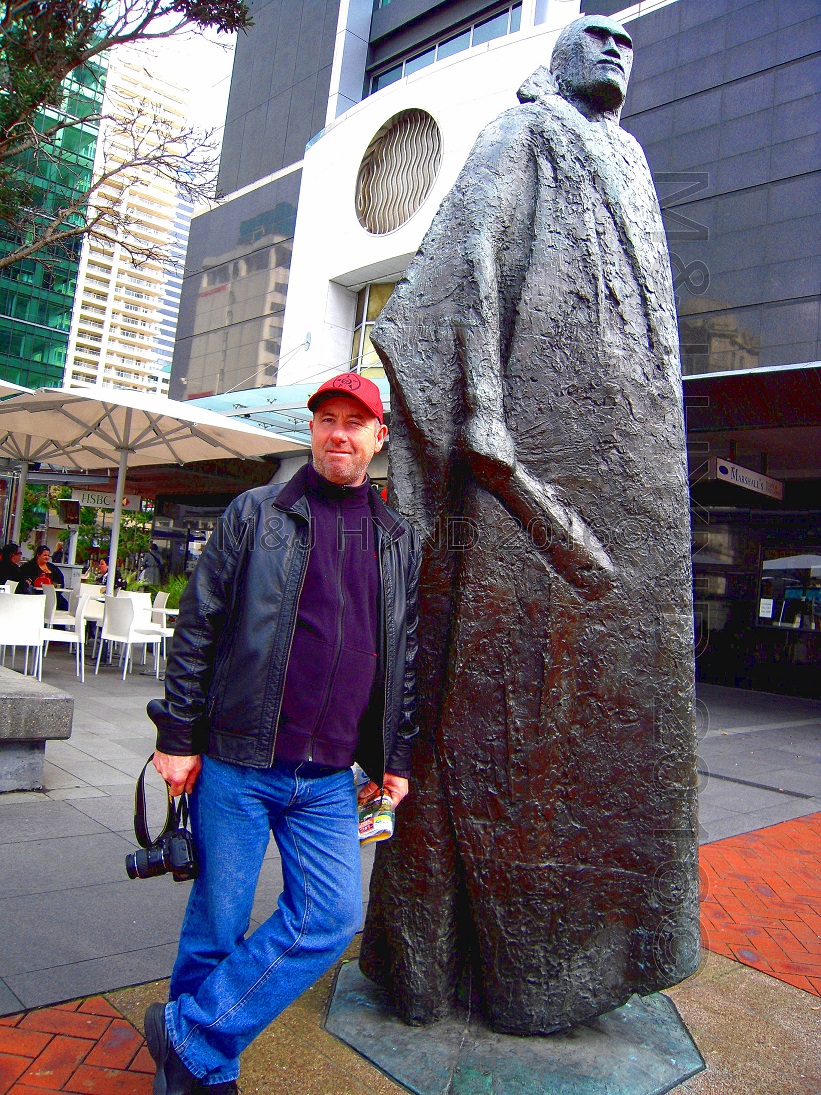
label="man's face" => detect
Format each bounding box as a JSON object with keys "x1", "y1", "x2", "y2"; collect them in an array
[
  {"x1": 310, "y1": 395, "x2": 388, "y2": 486},
  {"x1": 553, "y1": 18, "x2": 633, "y2": 113}
]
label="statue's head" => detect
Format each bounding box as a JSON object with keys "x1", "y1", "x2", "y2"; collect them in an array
[{"x1": 550, "y1": 15, "x2": 633, "y2": 117}]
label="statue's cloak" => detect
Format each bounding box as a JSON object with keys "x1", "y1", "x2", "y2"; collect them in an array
[{"x1": 360, "y1": 72, "x2": 699, "y2": 1034}]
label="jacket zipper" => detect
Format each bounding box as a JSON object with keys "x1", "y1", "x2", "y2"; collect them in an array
[
  {"x1": 267, "y1": 519, "x2": 311, "y2": 767},
  {"x1": 378, "y1": 530, "x2": 392, "y2": 793},
  {"x1": 308, "y1": 499, "x2": 346, "y2": 762}
]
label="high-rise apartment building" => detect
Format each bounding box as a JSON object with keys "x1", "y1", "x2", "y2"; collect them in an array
[
  {"x1": 63, "y1": 47, "x2": 193, "y2": 395},
  {"x1": 0, "y1": 60, "x2": 106, "y2": 388}
]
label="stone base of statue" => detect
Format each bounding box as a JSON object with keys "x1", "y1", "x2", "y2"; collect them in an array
[{"x1": 325, "y1": 961, "x2": 705, "y2": 1095}]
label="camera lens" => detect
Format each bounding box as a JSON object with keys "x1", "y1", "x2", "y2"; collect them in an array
[{"x1": 125, "y1": 843, "x2": 168, "y2": 880}]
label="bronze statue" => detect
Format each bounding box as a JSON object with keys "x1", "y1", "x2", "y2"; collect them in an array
[{"x1": 359, "y1": 15, "x2": 700, "y2": 1035}]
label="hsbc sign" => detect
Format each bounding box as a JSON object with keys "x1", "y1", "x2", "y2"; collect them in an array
[{"x1": 71, "y1": 490, "x2": 143, "y2": 512}]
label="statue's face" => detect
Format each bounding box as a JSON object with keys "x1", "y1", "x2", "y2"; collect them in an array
[{"x1": 552, "y1": 17, "x2": 633, "y2": 114}]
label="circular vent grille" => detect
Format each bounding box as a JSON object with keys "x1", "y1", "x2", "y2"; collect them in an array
[{"x1": 355, "y1": 109, "x2": 442, "y2": 235}]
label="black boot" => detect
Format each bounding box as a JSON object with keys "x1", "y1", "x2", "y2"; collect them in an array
[
  {"x1": 193, "y1": 1084, "x2": 238, "y2": 1094},
  {"x1": 144, "y1": 1002, "x2": 198, "y2": 1095}
]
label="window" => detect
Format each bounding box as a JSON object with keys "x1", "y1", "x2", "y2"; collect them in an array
[
  {"x1": 758, "y1": 550, "x2": 821, "y2": 633},
  {"x1": 369, "y1": 3, "x2": 522, "y2": 93},
  {"x1": 437, "y1": 29, "x2": 471, "y2": 60},
  {"x1": 404, "y1": 47, "x2": 436, "y2": 76},
  {"x1": 372, "y1": 64, "x2": 403, "y2": 93},
  {"x1": 472, "y1": 10, "x2": 509, "y2": 45},
  {"x1": 351, "y1": 283, "x2": 396, "y2": 375}
]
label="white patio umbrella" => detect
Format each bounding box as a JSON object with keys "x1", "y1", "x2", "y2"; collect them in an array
[
  {"x1": 0, "y1": 386, "x2": 308, "y2": 593},
  {"x1": 0, "y1": 379, "x2": 33, "y2": 396},
  {"x1": 0, "y1": 380, "x2": 34, "y2": 543}
]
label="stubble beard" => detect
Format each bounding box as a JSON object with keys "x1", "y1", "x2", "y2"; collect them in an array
[{"x1": 313, "y1": 450, "x2": 371, "y2": 487}]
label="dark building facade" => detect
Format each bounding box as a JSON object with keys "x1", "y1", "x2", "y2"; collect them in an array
[
  {"x1": 217, "y1": 0, "x2": 341, "y2": 195},
  {"x1": 169, "y1": 0, "x2": 340, "y2": 399},
  {"x1": 618, "y1": 0, "x2": 820, "y2": 697}
]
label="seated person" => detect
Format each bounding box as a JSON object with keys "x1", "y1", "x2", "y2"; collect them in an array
[
  {"x1": 0, "y1": 542, "x2": 30, "y2": 590},
  {"x1": 97, "y1": 557, "x2": 125, "y2": 589},
  {"x1": 19, "y1": 545, "x2": 68, "y2": 609}
]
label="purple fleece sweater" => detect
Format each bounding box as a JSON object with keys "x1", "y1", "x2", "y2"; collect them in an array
[{"x1": 275, "y1": 464, "x2": 380, "y2": 770}]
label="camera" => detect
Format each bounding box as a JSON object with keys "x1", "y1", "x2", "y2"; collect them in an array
[
  {"x1": 126, "y1": 755, "x2": 199, "y2": 884},
  {"x1": 126, "y1": 828, "x2": 198, "y2": 883}
]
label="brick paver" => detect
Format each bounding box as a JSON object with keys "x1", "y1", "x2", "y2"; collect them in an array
[
  {"x1": 700, "y1": 812, "x2": 821, "y2": 996},
  {"x1": 0, "y1": 1000, "x2": 151, "y2": 1095}
]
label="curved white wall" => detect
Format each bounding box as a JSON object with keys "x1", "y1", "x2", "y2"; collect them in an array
[{"x1": 278, "y1": 1, "x2": 582, "y2": 385}]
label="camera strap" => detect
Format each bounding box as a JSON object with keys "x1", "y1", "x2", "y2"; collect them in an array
[{"x1": 133, "y1": 755, "x2": 188, "y2": 850}]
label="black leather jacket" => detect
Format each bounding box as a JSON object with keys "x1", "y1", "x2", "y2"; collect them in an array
[{"x1": 148, "y1": 465, "x2": 421, "y2": 784}]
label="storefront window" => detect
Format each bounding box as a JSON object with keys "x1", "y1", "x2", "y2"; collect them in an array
[{"x1": 757, "y1": 551, "x2": 821, "y2": 632}]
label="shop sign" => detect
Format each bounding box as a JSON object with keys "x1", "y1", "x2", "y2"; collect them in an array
[
  {"x1": 708, "y1": 457, "x2": 783, "y2": 501},
  {"x1": 71, "y1": 489, "x2": 142, "y2": 512}
]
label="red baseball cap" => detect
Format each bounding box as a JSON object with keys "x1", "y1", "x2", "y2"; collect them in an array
[{"x1": 306, "y1": 373, "x2": 384, "y2": 423}]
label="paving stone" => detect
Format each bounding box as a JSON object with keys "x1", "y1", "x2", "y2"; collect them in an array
[
  {"x1": 75, "y1": 1002, "x2": 119, "y2": 1020},
  {"x1": 0, "y1": 985, "x2": 24, "y2": 1019},
  {"x1": 3, "y1": 946, "x2": 180, "y2": 1015},
  {"x1": 0, "y1": 833, "x2": 138, "y2": 900},
  {"x1": 0, "y1": 878, "x2": 189, "y2": 980},
  {"x1": 17, "y1": 1012, "x2": 108, "y2": 1041},
  {"x1": 42, "y1": 790, "x2": 108, "y2": 803},
  {"x1": 20, "y1": 1035, "x2": 94, "y2": 1089},
  {"x1": 126, "y1": 1047, "x2": 153, "y2": 1075},
  {"x1": 61, "y1": 1063, "x2": 152, "y2": 1093},
  {"x1": 0, "y1": 1027, "x2": 51, "y2": 1059},
  {"x1": 39, "y1": 765, "x2": 84, "y2": 793},
  {"x1": 0, "y1": 802, "x2": 106, "y2": 845},
  {"x1": 83, "y1": 1021, "x2": 141, "y2": 1071},
  {"x1": 0, "y1": 1053, "x2": 29, "y2": 1092}
]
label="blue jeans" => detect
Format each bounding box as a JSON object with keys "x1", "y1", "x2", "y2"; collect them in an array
[{"x1": 165, "y1": 756, "x2": 362, "y2": 1085}]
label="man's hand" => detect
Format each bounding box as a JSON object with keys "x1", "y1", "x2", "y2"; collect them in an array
[
  {"x1": 357, "y1": 774, "x2": 409, "y2": 809},
  {"x1": 152, "y1": 751, "x2": 202, "y2": 797}
]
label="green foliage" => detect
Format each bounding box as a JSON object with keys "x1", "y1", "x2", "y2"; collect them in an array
[
  {"x1": 20, "y1": 485, "x2": 45, "y2": 541},
  {"x1": 163, "y1": 572, "x2": 188, "y2": 610},
  {"x1": 119, "y1": 569, "x2": 146, "y2": 591}
]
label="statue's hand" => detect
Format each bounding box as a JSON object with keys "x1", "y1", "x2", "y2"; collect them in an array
[{"x1": 460, "y1": 414, "x2": 517, "y2": 489}]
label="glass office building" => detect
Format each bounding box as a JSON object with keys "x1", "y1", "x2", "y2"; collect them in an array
[{"x1": 0, "y1": 60, "x2": 106, "y2": 389}]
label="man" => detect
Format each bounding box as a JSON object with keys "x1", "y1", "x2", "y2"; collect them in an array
[
  {"x1": 144, "y1": 373, "x2": 421, "y2": 1093},
  {"x1": 361, "y1": 16, "x2": 698, "y2": 1034}
]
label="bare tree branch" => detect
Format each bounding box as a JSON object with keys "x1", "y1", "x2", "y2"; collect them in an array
[
  {"x1": 1, "y1": 0, "x2": 249, "y2": 268},
  {"x1": 0, "y1": 103, "x2": 221, "y2": 270}
]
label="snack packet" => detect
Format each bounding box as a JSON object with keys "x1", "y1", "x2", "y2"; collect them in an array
[{"x1": 358, "y1": 793, "x2": 395, "y2": 844}]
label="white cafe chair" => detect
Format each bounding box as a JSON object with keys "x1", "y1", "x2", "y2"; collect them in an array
[
  {"x1": 94, "y1": 596, "x2": 163, "y2": 680},
  {"x1": 119, "y1": 590, "x2": 171, "y2": 651},
  {"x1": 43, "y1": 583, "x2": 74, "y2": 628},
  {"x1": 117, "y1": 590, "x2": 153, "y2": 611},
  {"x1": 43, "y1": 595, "x2": 93, "y2": 682},
  {"x1": 0, "y1": 595, "x2": 45, "y2": 679},
  {"x1": 150, "y1": 591, "x2": 177, "y2": 657}
]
